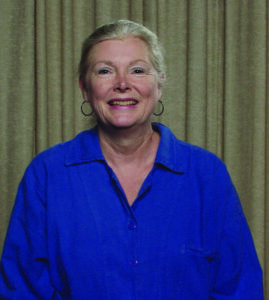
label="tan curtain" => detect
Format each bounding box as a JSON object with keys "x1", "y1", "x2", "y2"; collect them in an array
[{"x1": 0, "y1": 0, "x2": 268, "y2": 295}]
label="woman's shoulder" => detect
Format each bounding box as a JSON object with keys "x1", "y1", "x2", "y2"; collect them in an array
[
  {"x1": 155, "y1": 122, "x2": 225, "y2": 170},
  {"x1": 27, "y1": 128, "x2": 98, "y2": 172},
  {"x1": 156, "y1": 123, "x2": 232, "y2": 191}
]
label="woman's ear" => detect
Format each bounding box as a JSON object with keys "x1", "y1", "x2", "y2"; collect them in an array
[
  {"x1": 157, "y1": 73, "x2": 165, "y2": 100},
  {"x1": 79, "y1": 79, "x2": 88, "y2": 101},
  {"x1": 157, "y1": 82, "x2": 163, "y2": 101}
]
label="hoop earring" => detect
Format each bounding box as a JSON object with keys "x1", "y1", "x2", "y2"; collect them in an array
[
  {"x1": 81, "y1": 101, "x2": 93, "y2": 116},
  {"x1": 153, "y1": 100, "x2": 164, "y2": 116}
]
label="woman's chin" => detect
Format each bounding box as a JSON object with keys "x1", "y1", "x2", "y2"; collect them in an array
[
  {"x1": 100, "y1": 118, "x2": 144, "y2": 131},
  {"x1": 110, "y1": 121, "x2": 138, "y2": 130}
]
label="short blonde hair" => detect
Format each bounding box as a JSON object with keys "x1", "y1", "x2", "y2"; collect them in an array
[{"x1": 79, "y1": 20, "x2": 166, "y2": 86}]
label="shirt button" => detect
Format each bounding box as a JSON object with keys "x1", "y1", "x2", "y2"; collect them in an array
[
  {"x1": 130, "y1": 258, "x2": 139, "y2": 266},
  {"x1": 128, "y1": 220, "x2": 137, "y2": 230}
]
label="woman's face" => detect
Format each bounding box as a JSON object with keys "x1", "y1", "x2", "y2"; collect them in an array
[{"x1": 80, "y1": 36, "x2": 162, "y2": 130}]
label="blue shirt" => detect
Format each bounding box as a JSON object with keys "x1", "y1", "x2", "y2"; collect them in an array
[{"x1": 0, "y1": 123, "x2": 263, "y2": 299}]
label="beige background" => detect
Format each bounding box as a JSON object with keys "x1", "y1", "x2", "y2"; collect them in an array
[{"x1": 0, "y1": 0, "x2": 268, "y2": 295}]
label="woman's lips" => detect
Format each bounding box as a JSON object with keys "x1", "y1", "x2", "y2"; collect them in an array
[{"x1": 108, "y1": 99, "x2": 138, "y2": 106}]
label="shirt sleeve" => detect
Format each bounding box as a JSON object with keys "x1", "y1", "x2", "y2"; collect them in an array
[
  {"x1": 0, "y1": 162, "x2": 55, "y2": 299},
  {"x1": 211, "y1": 163, "x2": 264, "y2": 299}
]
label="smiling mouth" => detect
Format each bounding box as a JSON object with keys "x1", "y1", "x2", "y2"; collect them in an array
[{"x1": 109, "y1": 100, "x2": 137, "y2": 106}]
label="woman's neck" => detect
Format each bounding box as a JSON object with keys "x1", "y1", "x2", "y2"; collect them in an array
[{"x1": 98, "y1": 122, "x2": 159, "y2": 166}]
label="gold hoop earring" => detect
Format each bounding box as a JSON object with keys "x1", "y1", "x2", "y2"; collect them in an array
[
  {"x1": 81, "y1": 101, "x2": 93, "y2": 116},
  {"x1": 153, "y1": 100, "x2": 164, "y2": 116}
]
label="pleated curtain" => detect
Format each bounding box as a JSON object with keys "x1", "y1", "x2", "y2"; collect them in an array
[{"x1": 0, "y1": 0, "x2": 268, "y2": 295}]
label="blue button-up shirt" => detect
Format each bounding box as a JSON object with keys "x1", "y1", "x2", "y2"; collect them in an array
[{"x1": 0, "y1": 123, "x2": 263, "y2": 299}]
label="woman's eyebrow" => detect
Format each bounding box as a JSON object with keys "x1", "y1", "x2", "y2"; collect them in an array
[
  {"x1": 91, "y1": 60, "x2": 113, "y2": 67},
  {"x1": 93, "y1": 59, "x2": 149, "y2": 65}
]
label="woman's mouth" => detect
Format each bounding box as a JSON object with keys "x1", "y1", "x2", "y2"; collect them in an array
[{"x1": 108, "y1": 99, "x2": 138, "y2": 106}]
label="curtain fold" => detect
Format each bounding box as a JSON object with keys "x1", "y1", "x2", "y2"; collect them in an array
[
  {"x1": 0, "y1": 0, "x2": 268, "y2": 295},
  {"x1": 0, "y1": 0, "x2": 35, "y2": 246},
  {"x1": 224, "y1": 1, "x2": 268, "y2": 271}
]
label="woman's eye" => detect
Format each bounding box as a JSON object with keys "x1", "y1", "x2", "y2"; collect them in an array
[
  {"x1": 97, "y1": 68, "x2": 111, "y2": 75},
  {"x1": 131, "y1": 67, "x2": 145, "y2": 74}
]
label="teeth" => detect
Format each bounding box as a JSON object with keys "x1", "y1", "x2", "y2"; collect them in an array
[{"x1": 110, "y1": 100, "x2": 136, "y2": 106}]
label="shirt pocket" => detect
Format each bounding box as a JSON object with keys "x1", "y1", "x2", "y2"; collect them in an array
[
  {"x1": 176, "y1": 246, "x2": 219, "y2": 297},
  {"x1": 185, "y1": 246, "x2": 218, "y2": 262},
  {"x1": 186, "y1": 246, "x2": 219, "y2": 283}
]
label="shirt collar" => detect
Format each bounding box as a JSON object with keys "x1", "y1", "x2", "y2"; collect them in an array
[
  {"x1": 65, "y1": 126, "x2": 105, "y2": 166},
  {"x1": 65, "y1": 123, "x2": 189, "y2": 173},
  {"x1": 153, "y1": 123, "x2": 189, "y2": 174}
]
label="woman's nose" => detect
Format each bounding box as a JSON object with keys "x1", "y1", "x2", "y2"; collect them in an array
[{"x1": 114, "y1": 72, "x2": 131, "y2": 92}]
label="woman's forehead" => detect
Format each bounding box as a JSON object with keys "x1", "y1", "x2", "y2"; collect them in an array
[{"x1": 87, "y1": 37, "x2": 151, "y2": 64}]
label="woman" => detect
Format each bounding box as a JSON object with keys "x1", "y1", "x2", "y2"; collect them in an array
[{"x1": 0, "y1": 20, "x2": 263, "y2": 299}]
